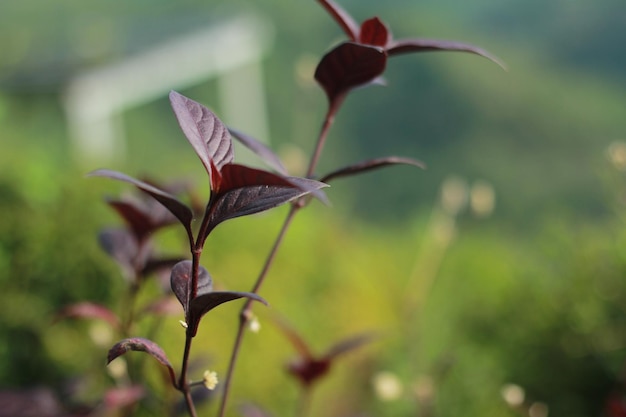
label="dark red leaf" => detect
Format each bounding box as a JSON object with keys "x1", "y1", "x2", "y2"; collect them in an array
[
  {"x1": 316, "y1": 0, "x2": 360, "y2": 41},
  {"x1": 98, "y1": 228, "x2": 141, "y2": 278},
  {"x1": 103, "y1": 385, "x2": 145, "y2": 409},
  {"x1": 88, "y1": 169, "x2": 194, "y2": 241},
  {"x1": 228, "y1": 127, "x2": 288, "y2": 175},
  {"x1": 314, "y1": 42, "x2": 387, "y2": 104},
  {"x1": 323, "y1": 332, "x2": 377, "y2": 359},
  {"x1": 107, "y1": 197, "x2": 177, "y2": 242},
  {"x1": 387, "y1": 38, "x2": 506, "y2": 70},
  {"x1": 55, "y1": 302, "x2": 120, "y2": 329},
  {"x1": 205, "y1": 172, "x2": 327, "y2": 234},
  {"x1": 107, "y1": 338, "x2": 177, "y2": 387},
  {"x1": 187, "y1": 291, "x2": 267, "y2": 337},
  {"x1": 359, "y1": 17, "x2": 390, "y2": 47},
  {"x1": 170, "y1": 260, "x2": 212, "y2": 315},
  {"x1": 319, "y1": 156, "x2": 425, "y2": 183},
  {"x1": 169, "y1": 91, "x2": 234, "y2": 175},
  {"x1": 272, "y1": 315, "x2": 314, "y2": 359},
  {"x1": 288, "y1": 357, "x2": 331, "y2": 387},
  {"x1": 216, "y1": 163, "x2": 295, "y2": 194}
]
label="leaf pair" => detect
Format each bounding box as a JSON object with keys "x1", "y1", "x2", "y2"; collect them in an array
[
  {"x1": 314, "y1": 0, "x2": 505, "y2": 105},
  {"x1": 90, "y1": 92, "x2": 327, "y2": 250},
  {"x1": 273, "y1": 316, "x2": 375, "y2": 387},
  {"x1": 170, "y1": 260, "x2": 267, "y2": 337}
]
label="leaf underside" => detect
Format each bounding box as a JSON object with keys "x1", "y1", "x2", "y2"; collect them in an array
[{"x1": 314, "y1": 42, "x2": 387, "y2": 104}]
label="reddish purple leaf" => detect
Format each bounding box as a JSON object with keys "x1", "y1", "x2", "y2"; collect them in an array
[
  {"x1": 98, "y1": 228, "x2": 141, "y2": 278},
  {"x1": 55, "y1": 302, "x2": 120, "y2": 329},
  {"x1": 314, "y1": 42, "x2": 387, "y2": 104},
  {"x1": 107, "y1": 199, "x2": 155, "y2": 242},
  {"x1": 320, "y1": 156, "x2": 425, "y2": 183},
  {"x1": 359, "y1": 17, "x2": 390, "y2": 47},
  {"x1": 103, "y1": 385, "x2": 145, "y2": 409},
  {"x1": 317, "y1": 0, "x2": 360, "y2": 41},
  {"x1": 323, "y1": 332, "x2": 377, "y2": 359},
  {"x1": 88, "y1": 169, "x2": 194, "y2": 241},
  {"x1": 228, "y1": 127, "x2": 288, "y2": 175},
  {"x1": 387, "y1": 38, "x2": 506, "y2": 70},
  {"x1": 213, "y1": 163, "x2": 294, "y2": 194},
  {"x1": 107, "y1": 338, "x2": 177, "y2": 387},
  {"x1": 170, "y1": 260, "x2": 212, "y2": 315},
  {"x1": 107, "y1": 197, "x2": 176, "y2": 242},
  {"x1": 187, "y1": 291, "x2": 267, "y2": 337},
  {"x1": 169, "y1": 91, "x2": 234, "y2": 175},
  {"x1": 203, "y1": 167, "x2": 327, "y2": 235}
]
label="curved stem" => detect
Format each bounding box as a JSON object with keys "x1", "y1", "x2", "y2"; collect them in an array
[
  {"x1": 306, "y1": 98, "x2": 342, "y2": 178},
  {"x1": 217, "y1": 98, "x2": 345, "y2": 417},
  {"x1": 217, "y1": 206, "x2": 298, "y2": 417}
]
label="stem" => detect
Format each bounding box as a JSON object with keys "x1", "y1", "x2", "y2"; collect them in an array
[
  {"x1": 177, "y1": 335, "x2": 198, "y2": 417},
  {"x1": 296, "y1": 388, "x2": 312, "y2": 417},
  {"x1": 217, "y1": 98, "x2": 344, "y2": 417},
  {"x1": 306, "y1": 99, "x2": 342, "y2": 178},
  {"x1": 217, "y1": 206, "x2": 298, "y2": 417}
]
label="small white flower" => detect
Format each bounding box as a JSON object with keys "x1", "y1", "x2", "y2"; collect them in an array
[
  {"x1": 203, "y1": 370, "x2": 219, "y2": 390},
  {"x1": 179, "y1": 320, "x2": 188, "y2": 329},
  {"x1": 249, "y1": 315, "x2": 261, "y2": 333}
]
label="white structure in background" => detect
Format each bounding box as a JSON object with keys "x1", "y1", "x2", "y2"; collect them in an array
[{"x1": 63, "y1": 15, "x2": 274, "y2": 165}]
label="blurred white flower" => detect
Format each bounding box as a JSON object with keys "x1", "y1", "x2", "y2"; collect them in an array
[
  {"x1": 440, "y1": 176, "x2": 469, "y2": 216},
  {"x1": 607, "y1": 141, "x2": 626, "y2": 171},
  {"x1": 203, "y1": 370, "x2": 219, "y2": 390},
  {"x1": 500, "y1": 383, "x2": 525, "y2": 407},
  {"x1": 470, "y1": 180, "x2": 496, "y2": 218},
  {"x1": 372, "y1": 371, "x2": 403, "y2": 401},
  {"x1": 529, "y1": 402, "x2": 549, "y2": 417}
]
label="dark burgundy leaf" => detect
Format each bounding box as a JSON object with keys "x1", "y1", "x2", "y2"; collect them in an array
[
  {"x1": 103, "y1": 385, "x2": 145, "y2": 409},
  {"x1": 187, "y1": 291, "x2": 267, "y2": 337},
  {"x1": 169, "y1": 91, "x2": 234, "y2": 174},
  {"x1": 272, "y1": 315, "x2": 314, "y2": 359},
  {"x1": 317, "y1": 0, "x2": 360, "y2": 41},
  {"x1": 214, "y1": 163, "x2": 294, "y2": 194},
  {"x1": 205, "y1": 179, "x2": 326, "y2": 234},
  {"x1": 288, "y1": 357, "x2": 331, "y2": 387},
  {"x1": 107, "y1": 338, "x2": 177, "y2": 387},
  {"x1": 55, "y1": 302, "x2": 120, "y2": 329},
  {"x1": 323, "y1": 332, "x2": 377, "y2": 359},
  {"x1": 98, "y1": 228, "x2": 141, "y2": 278},
  {"x1": 359, "y1": 17, "x2": 390, "y2": 47},
  {"x1": 170, "y1": 260, "x2": 212, "y2": 315},
  {"x1": 387, "y1": 38, "x2": 506, "y2": 70},
  {"x1": 320, "y1": 156, "x2": 425, "y2": 183},
  {"x1": 107, "y1": 199, "x2": 154, "y2": 242},
  {"x1": 228, "y1": 127, "x2": 288, "y2": 175},
  {"x1": 88, "y1": 169, "x2": 194, "y2": 240},
  {"x1": 285, "y1": 176, "x2": 330, "y2": 206},
  {"x1": 314, "y1": 42, "x2": 387, "y2": 104}
]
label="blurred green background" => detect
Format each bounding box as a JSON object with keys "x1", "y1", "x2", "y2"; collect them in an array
[{"x1": 1, "y1": 0, "x2": 626, "y2": 416}]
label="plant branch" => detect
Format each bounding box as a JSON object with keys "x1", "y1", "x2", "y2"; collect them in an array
[
  {"x1": 217, "y1": 97, "x2": 346, "y2": 417},
  {"x1": 217, "y1": 205, "x2": 298, "y2": 417},
  {"x1": 177, "y1": 334, "x2": 198, "y2": 417}
]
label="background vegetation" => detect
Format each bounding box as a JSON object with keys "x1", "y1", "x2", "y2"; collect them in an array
[{"x1": 1, "y1": 0, "x2": 625, "y2": 416}]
